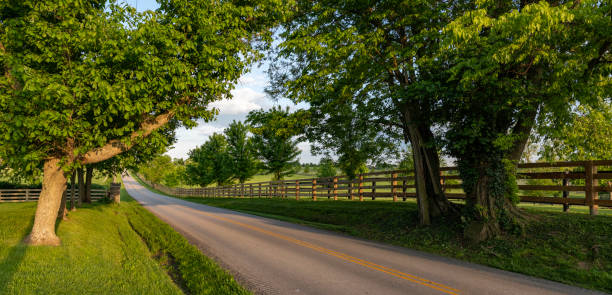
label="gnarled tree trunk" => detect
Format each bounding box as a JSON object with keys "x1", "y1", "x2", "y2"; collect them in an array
[
  {"x1": 401, "y1": 106, "x2": 456, "y2": 225},
  {"x1": 461, "y1": 108, "x2": 537, "y2": 242},
  {"x1": 24, "y1": 158, "x2": 67, "y2": 246},
  {"x1": 24, "y1": 111, "x2": 175, "y2": 246}
]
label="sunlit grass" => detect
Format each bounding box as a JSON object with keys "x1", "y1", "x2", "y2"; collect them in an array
[{"x1": 0, "y1": 189, "x2": 249, "y2": 295}]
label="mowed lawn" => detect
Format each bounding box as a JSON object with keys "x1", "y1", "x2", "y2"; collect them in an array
[
  {"x1": 0, "y1": 190, "x2": 248, "y2": 295},
  {"x1": 172, "y1": 197, "x2": 612, "y2": 293}
]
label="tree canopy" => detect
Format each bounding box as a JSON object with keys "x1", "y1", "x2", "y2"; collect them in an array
[
  {"x1": 247, "y1": 107, "x2": 306, "y2": 180},
  {"x1": 186, "y1": 133, "x2": 234, "y2": 187},
  {"x1": 0, "y1": 0, "x2": 287, "y2": 245},
  {"x1": 225, "y1": 121, "x2": 259, "y2": 183}
]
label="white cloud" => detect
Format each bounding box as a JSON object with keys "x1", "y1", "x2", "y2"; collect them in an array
[
  {"x1": 165, "y1": 124, "x2": 224, "y2": 159},
  {"x1": 209, "y1": 88, "x2": 268, "y2": 115},
  {"x1": 192, "y1": 124, "x2": 224, "y2": 137}
]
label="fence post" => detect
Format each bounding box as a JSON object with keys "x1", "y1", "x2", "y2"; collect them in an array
[
  {"x1": 249, "y1": 183, "x2": 253, "y2": 198},
  {"x1": 402, "y1": 179, "x2": 407, "y2": 201},
  {"x1": 333, "y1": 177, "x2": 338, "y2": 200},
  {"x1": 349, "y1": 181, "x2": 354, "y2": 200},
  {"x1": 562, "y1": 171, "x2": 570, "y2": 212},
  {"x1": 312, "y1": 179, "x2": 317, "y2": 201},
  {"x1": 295, "y1": 181, "x2": 300, "y2": 200},
  {"x1": 327, "y1": 179, "x2": 331, "y2": 199},
  {"x1": 259, "y1": 183, "x2": 262, "y2": 198},
  {"x1": 25, "y1": 189, "x2": 30, "y2": 201},
  {"x1": 585, "y1": 161, "x2": 598, "y2": 215},
  {"x1": 372, "y1": 180, "x2": 376, "y2": 200},
  {"x1": 358, "y1": 174, "x2": 364, "y2": 201},
  {"x1": 392, "y1": 173, "x2": 398, "y2": 202}
]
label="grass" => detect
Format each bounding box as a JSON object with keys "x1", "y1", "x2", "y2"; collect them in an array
[
  {"x1": 135, "y1": 171, "x2": 612, "y2": 293},
  {"x1": 0, "y1": 188, "x2": 249, "y2": 295}
]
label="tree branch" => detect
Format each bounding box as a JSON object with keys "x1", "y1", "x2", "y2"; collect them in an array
[
  {"x1": 508, "y1": 104, "x2": 539, "y2": 162},
  {"x1": 80, "y1": 111, "x2": 175, "y2": 164}
]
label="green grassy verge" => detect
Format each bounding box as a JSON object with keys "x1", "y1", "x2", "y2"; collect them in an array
[{"x1": 0, "y1": 190, "x2": 249, "y2": 295}]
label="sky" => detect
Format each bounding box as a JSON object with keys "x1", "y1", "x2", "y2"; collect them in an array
[{"x1": 127, "y1": 0, "x2": 320, "y2": 163}]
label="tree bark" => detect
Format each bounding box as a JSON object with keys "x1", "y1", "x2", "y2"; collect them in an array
[
  {"x1": 85, "y1": 166, "x2": 93, "y2": 203},
  {"x1": 78, "y1": 168, "x2": 85, "y2": 205},
  {"x1": 81, "y1": 111, "x2": 174, "y2": 164},
  {"x1": 401, "y1": 105, "x2": 456, "y2": 225},
  {"x1": 70, "y1": 171, "x2": 76, "y2": 211},
  {"x1": 24, "y1": 111, "x2": 176, "y2": 246},
  {"x1": 24, "y1": 158, "x2": 67, "y2": 246}
]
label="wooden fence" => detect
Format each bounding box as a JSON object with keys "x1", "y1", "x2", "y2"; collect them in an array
[
  {"x1": 139, "y1": 160, "x2": 612, "y2": 215},
  {"x1": 0, "y1": 188, "x2": 108, "y2": 202}
]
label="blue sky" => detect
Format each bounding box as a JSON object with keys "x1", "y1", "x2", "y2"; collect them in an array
[{"x1": 126, "y1": 0, "x2": 319, "y2": 163}]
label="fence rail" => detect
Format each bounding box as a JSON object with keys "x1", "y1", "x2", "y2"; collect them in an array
[
  {"x1": 139, "y1": 160, "x2": 612, "y2": 215},
  {"x1": 0, "y1": 188, "x2": 108, "y2": 202}
]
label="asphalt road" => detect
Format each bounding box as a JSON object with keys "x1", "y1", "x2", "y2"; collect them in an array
[{"x1": 123, "y1": 175, "x2": 605, "y2": 295}]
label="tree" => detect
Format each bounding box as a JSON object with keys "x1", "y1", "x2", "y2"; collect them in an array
[
  {"x1": 186, "y1": 134, "x2": 234, "y2": 187},
  {"x1": 225, "y1": 121, "x2": 259, "y2": 183},
  {"x1": 316, "y1": 157, "x2": 337, "y2": 178},
  {"x1": 0, "y1": 0, "x2": 284, "y2": 245},
  {"x1": 304, "y1": 102, "x2": 400, "y2": 180},
  {"x1": 441, "y1": 0, "x2": 611, "y2": 240},
  {"x1": 140, "y1": 155, "x2": 174, "y2": 185},
  {"x1": 247, "y1": 107, "x2": 305, "y2": 180},
  {"x1": 540, "y1": 102, "x2": 612, "y2": 161},
  {"x1": 269, "y1": 0, "x2": 462, "y2": 225}
]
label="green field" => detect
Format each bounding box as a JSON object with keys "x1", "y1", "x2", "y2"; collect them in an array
[
  {"x1": 0, "y1": 190, "x2": 248, "y2": 295},
  {"x1": 133, "y1": 171, "x2": 612, "y2": 294}
]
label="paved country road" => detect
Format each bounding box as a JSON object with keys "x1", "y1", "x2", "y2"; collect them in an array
[{"x1": 123, "y1": 175, "x2": 605, "y2": 295}]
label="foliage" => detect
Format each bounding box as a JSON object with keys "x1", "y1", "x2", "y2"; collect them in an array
[
  {"x1": 139, "y1": 155, "x2": 187, "y2": 188},
  {"x1": 186, "y1": 134, "x2": 233, "y2": 187},
  {"x1": 225, "y1": 121, "x2": 259, "y2": 183},
  {"x1": 246, "y1": 107, "x2": 305, "y2": 180},
  {"x1": 540, "y1": 102, "x2": 612, "y2": 161},
  {"x1": 267, "y1": 0, "x2": 463, "y2": 224},
  {"x1": 316, "y1": 157, "x2": 337, "y2": 178},
  {"x1": 0, "y1": 0, "x2": 283, "y2": 172},
  {"x1": 440, "y1": 0, "x2": 611, "y2": 232},
  {"x1": 397, "y1": 151, "x2": 415, "y2": 172}
]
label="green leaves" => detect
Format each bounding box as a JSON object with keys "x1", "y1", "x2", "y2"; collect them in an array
[
  {"x1": 0, "y1": 0, "x2": 287, "y2": 173},
  {"x1": 247, "y1": 107, "x2": 303, "y2": 180},
  {"x1": 186, "y1": 133, "x2": 234, "y2": 187}
]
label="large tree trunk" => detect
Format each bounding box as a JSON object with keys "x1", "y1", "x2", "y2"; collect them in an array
[
  {"x1": 401, "y1": 106, "x2": 456, "y2": 225},
  {"x1": 78, "y1": 167, "x2": 85, "y2": 205},
  {"x1": 461, "y1": 159, "x2": 529, "y2": 242},
  {"x1": 70, "y1": 171, "x2": 76, "y2": 211},
  {"x1": 24, "y1": 158, "x2": 67, "y2": 246},
  {"x1": 85, "y1": 166, "x2": 93, "y2": 203}
]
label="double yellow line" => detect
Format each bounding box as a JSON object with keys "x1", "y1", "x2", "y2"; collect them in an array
[{"x1": 206, "y1": 212, "x2": 460, "y2": 295}]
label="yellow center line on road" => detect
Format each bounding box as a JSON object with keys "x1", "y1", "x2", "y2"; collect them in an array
[{"x1": 204, "y1": 212, "x2": 461, "y2": 295}]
